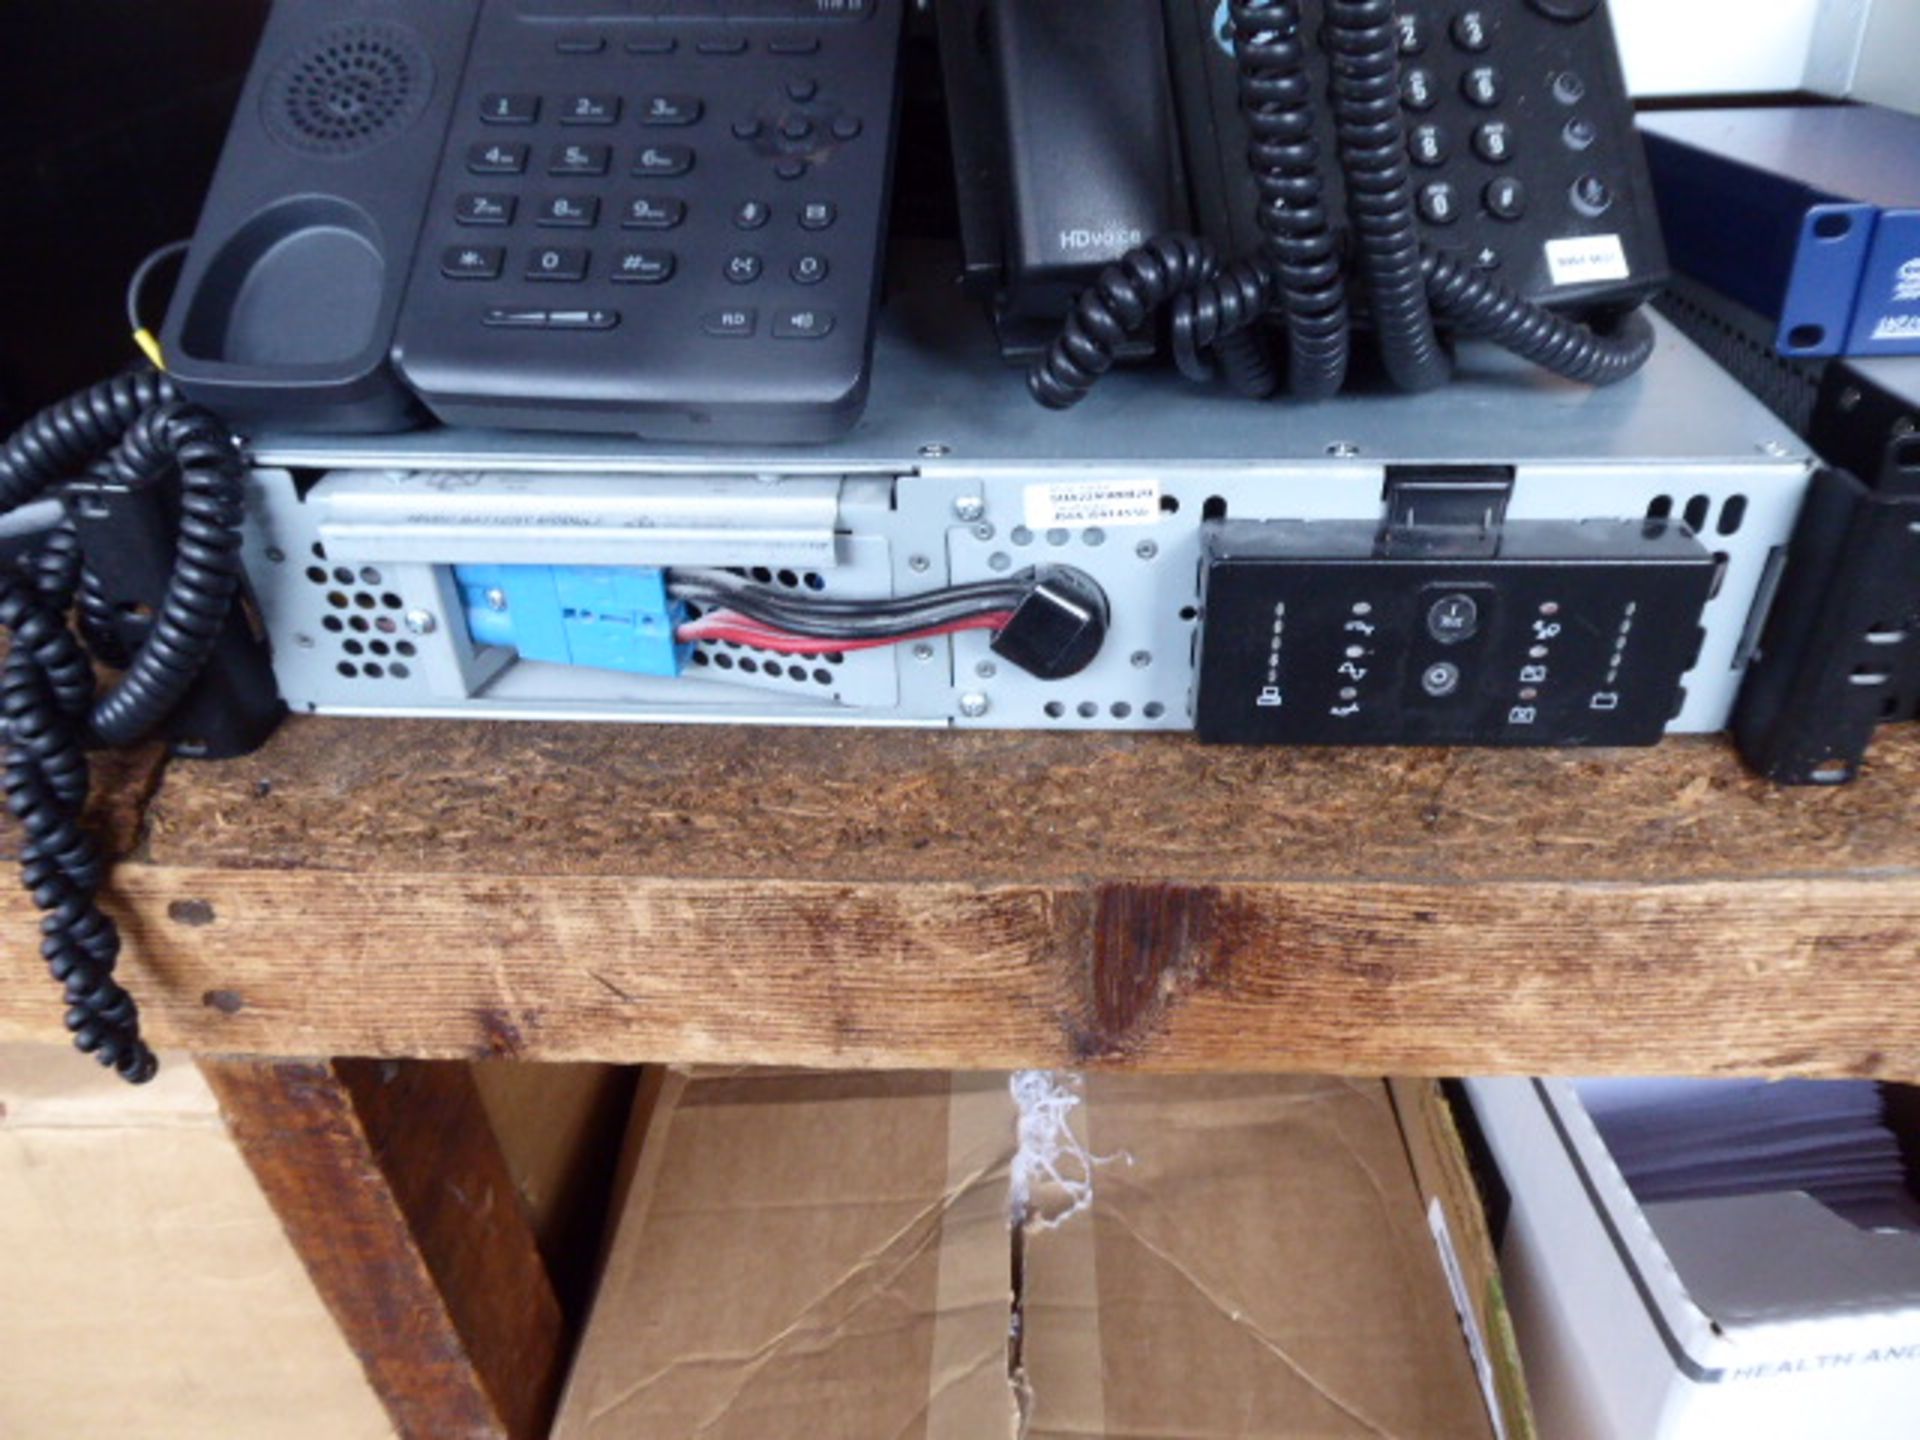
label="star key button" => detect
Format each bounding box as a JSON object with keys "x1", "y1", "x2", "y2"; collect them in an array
[{"x1": 441, "y1": 245, "x2": 504, "y2": 279}]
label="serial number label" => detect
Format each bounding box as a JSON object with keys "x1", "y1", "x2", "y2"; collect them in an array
[{"x1": 1022, "y1": 479, "x2": 1162, "y2": 529}]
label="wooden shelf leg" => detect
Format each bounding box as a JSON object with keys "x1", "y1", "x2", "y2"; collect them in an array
[{"x1": 199, "y1": 1057, "x2": 568, "y2": 1440}]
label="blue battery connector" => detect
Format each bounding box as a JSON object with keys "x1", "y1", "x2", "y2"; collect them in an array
[{"x1": 455, "y1": 564, "x2": 690, "y2": 677}]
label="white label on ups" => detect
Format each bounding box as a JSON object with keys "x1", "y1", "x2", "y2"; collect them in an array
[
  {"x1": 1546, "y1": 234, "x2": 1631, "y2": 287},
  {"x1": 1023, "y1": 479, "x2": 1162, "y2": 529}
]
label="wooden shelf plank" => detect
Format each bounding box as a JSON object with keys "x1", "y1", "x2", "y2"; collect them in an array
[{"x1": 3, "y1": 719, "x2": 1917, "y2": 1076}]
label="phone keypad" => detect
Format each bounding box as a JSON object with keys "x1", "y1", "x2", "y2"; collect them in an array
[
  {"x1": 405, "y1": 0, "x2": 898, "y2": 441},
  {"x1": 436, "y1": 66, "x2": 861, "y2": 319}
]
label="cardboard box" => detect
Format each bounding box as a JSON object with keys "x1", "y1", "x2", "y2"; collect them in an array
[
  {"x1": 555, "y1": 1069, "x2": 1531, "y2": 1439},
  {"x1": 1466, "y1": 1077, "x2": 1920, "y2": 1439},
  {"x1": 0, "y1": 1044, "x2": 394, "y2": 1440}
]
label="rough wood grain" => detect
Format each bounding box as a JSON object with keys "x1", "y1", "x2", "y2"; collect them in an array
[
  {"x1": 200, "y1": 1057, "x2": 567, "y2": 1440},
  {"x1": 142, "y1": 719, "x2": 1920, "y2": 883},
  {"x1": 1, "y1": 718, "x2": 1916, "y2": 1076},
  {"x1": 0, "y1": 866, "x2": 1904, "y2": 1078}
]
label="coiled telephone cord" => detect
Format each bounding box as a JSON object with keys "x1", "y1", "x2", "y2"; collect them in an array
[
  {"x1": 1031, "y1": 0, "x2": 1656, "y2": 409},
  {"x1": 0, "y1": 372, "x2": 247, "y2": 1082}
]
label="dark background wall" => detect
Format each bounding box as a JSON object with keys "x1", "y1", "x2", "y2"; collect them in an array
[{"x1": 0, "y1": 1, "x2": 268, "y2": 428}]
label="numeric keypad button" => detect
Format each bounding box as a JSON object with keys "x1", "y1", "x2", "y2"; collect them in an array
[
  {"x1": 537, "y1": 196, "x2": 601, "y2": 228},
  {"x1": 561, "y1": 95, "x2": 621, "y2": 125},
  {"x1": 622, "y1": 197, "x2": 686, "y2": 229},
  {"x1": 1418, "y1": 182, "x2": 1462, "y2": 226},
  {"x1": 468, "y1": 142, "x2": 529, "y2": 175},
  {"x1": 1401, "y1": 67, "x2": 1438, "y2": 111},
  {"x1": 526, "y1": 247, "x2": 590, "y2": 282},
  {"x1": 456, "y1": 193, "x2": 516, "y2": 226},
  {"x1": 1473, "y1": 121, "x2": 1514, "y2": 163},
  {"x1": 441, "y1": 246, "x2": 504, "y2": 280},
  {"x1": 641, "y1": 95, "x2": 704, "y2": 126},
  {"x1": 612, "y1": 249, "x2": 676, "y2": 284},
  {"x1": 480, "y1": 94, "x2": 539, "y2": 125},
  {"x1": 1462, "y1": 66, "x2": 1502, "y2": 108},
  {"x1": 633, "y1": 144, "x2": 695, "y2": 177},
  {"x1": 1451, "y1": 11, "x2": 1492, "y2": 51},
  {"x1": 1396, "y1": 14, "x2": 1427, "y2": 53},
  {"x1": 550, "y1": 143, "x2": 612, "y2": 177},
  {"x1": 1409, "y1": 124, "x2": 1449, "y2": 167}
]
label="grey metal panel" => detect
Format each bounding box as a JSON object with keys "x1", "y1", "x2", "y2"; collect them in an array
[
  {"x1": 252, "y1": 288, "x2": 1811, "y2": 473},
  {"x1": 312, "y1": 470, "x2": 843, "y2": 567}
]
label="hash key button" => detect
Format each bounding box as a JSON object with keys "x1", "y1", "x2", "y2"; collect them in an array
[
  {"x1": 527, "y1": 247, "x2": 589, "y2": 282},
  {"x1": 703, "y1": 308, "x2": 757, "y2": 337},
  {"x1": 612, "y1": 249, "x2": 676, "y2": 283},
  {"x1": 442, "y1": 246, "x2": 505, "y2": 280},
  {"x1": 773, "y1": 308, "x2": 834, "y2": 339}
]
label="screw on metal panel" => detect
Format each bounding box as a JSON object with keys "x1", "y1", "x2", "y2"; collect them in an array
[
  {"x1": 975, "y1": 660, "x2": 998, "y2": 679},
  {"x1": 1327, "y1": 441, "x2": 1361, "y2": 458},
  {"x1": 1135, "y1": 539, "x2": 1158, "y2": 560},
  {"x1": 920, "y1": 443, "x2": 952, "y2": 458},
  {"x1": 953, "y1": 494, "x2": 985, "y2": 521},
  {"x1": 484, "y1": 587, "x2": 509, "y2": 611},
  {"x1": 294, "y1": 633, "x2": 314, "y2": 649},
  {"x1": 912, "y1": 643, "x2": 934, "y2": 661},
  {"x1": 958, "y1": 692, "x2": 990, "y2": 718},
  {"x1": 972, "y1": 522, "x2": 995, "y2": 541},
  {"x1": 265, "y1": 546, "x2": 286, "y2": 564},
  {"x1": 404, "y1": 609, "x2": 438, "y2": 635},
  {"x1": 1131, "y1": 651, "x2": 1152, "y2": 668},
  {"x1": 908, "y1": 554, "x2": 931, "y2": 573}
]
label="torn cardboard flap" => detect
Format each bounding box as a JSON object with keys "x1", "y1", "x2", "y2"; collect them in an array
[
  {"x1": 1022, "y1": 1074, "x2": 1493, "y2": 1440},
  {"x1": 556, "y1": 1070, "x2": 1504, "y2": 1440}
]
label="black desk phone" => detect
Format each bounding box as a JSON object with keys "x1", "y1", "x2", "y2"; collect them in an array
[
  {"x1": 162, "y1": 0, "x2": 905, "y2": 442},
  {"x1": 162, "y1": 0, "x2": 1663, "y2": 442}
]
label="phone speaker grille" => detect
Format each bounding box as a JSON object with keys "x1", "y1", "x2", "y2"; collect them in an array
[{"x1": 262, "y1": 22, "x2": 435, "y2": 157}]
